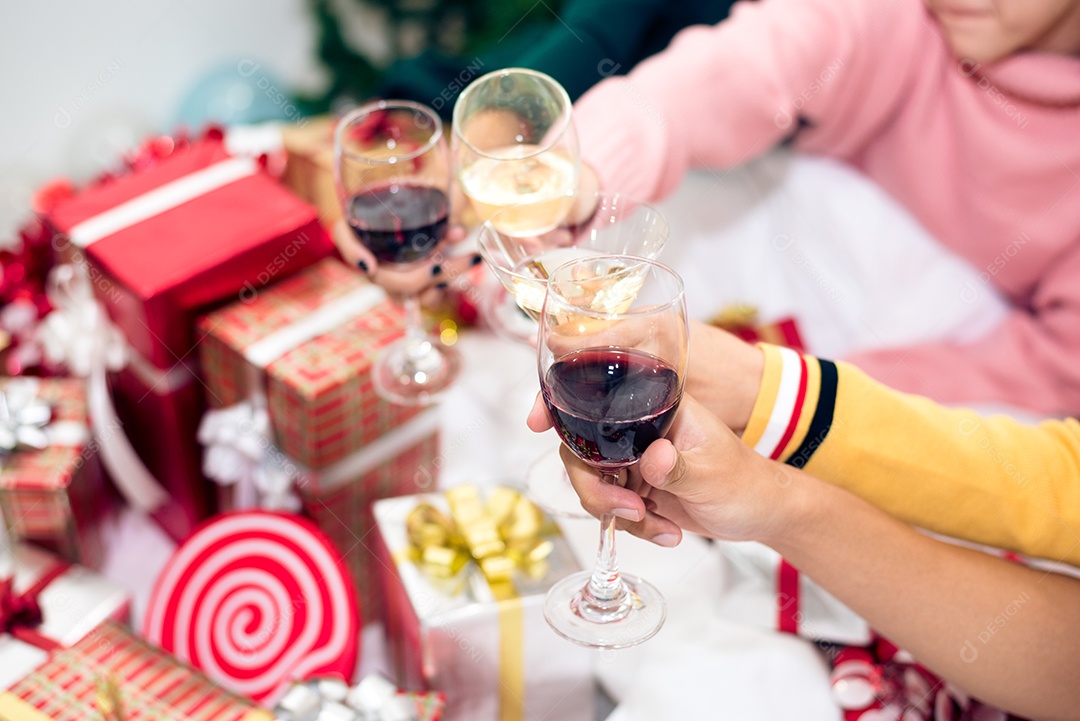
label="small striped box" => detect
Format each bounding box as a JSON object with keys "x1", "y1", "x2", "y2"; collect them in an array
[
  {"x1": 0, "y1": 379, "x2": 111, "y2": 568},
  {"x1": 198, "y1": 259, "x2": 440, "y2": 612},
  {"x1": 0, "y1": 622, "x2": 270, "y2": 721}
]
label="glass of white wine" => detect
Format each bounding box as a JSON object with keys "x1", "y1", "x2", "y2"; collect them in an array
[
  {"x1": 452, "y1": 67, "x2": 579, "y2": 236},
  {"x1": 478, "y1": 192, "x2": 669, "y2": 516},
  {"x1": 478, "y1": 192, "x2": 668, "y2": 327}
]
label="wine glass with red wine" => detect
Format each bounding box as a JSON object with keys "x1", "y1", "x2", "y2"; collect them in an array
[
  {"x1": 538, "y1": 255, "x2": 688, "y2": 648},
  {"x1": 335, "y1": 100, "x2": 461, "y2": 406},
  {"x1": 479, "y1": 193, "x2": 669, "y2": 519}
]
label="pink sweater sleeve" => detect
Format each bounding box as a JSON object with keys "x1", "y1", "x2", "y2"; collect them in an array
[
  {"x1": 574, "y1": 0, "x2": 894, "y2": 201},
  {"x1": 846, "y1": 243, "x2": 1080, "y2": 416}
]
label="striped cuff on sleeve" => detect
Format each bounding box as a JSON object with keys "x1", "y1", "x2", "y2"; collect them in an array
[{"x1": 741, "y1": 344, "x2": 838, "y2": 467}]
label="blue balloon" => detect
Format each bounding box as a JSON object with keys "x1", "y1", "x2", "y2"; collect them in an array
[{"x1": 174, "y1": 60, "x2": 299, "y2": 128}]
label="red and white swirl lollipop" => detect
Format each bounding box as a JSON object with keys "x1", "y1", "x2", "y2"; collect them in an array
[{"x1": 144, "y1": 512, "x2": 360, "y2": 704}]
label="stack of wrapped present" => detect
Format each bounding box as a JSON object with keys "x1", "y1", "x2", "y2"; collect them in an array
[
  {"x1": 0, "y1": 542, "x2": 267, "y2": 720},
  {"x1": 0, "y1": 120, "x2": 563, "y2": 721},
  {"x1": 196, "y1": 257, "x2": 441, "y2": 613}
]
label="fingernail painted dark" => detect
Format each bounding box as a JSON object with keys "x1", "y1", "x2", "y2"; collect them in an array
[
  {"x1": 431, "y1": 264, "x2": 443, "y2": 276},
  {"x1": 435, "y1": 282, "x2": 449, "y2": 290},
  {"x1": 357, "y1": 260, "x2": 369, "y2": 274},
  {"x1": 470, "y1": 254, "x2": 483, "y2": 266}
]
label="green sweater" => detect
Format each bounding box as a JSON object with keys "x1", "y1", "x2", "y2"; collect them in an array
[{"x1": 379, "y1": 0, "x2": 738, "y2": 117}]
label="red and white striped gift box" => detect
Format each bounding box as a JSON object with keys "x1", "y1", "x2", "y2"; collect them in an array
[
  {"x1": 0, "y1": 379, "x2": 111, "y2": 568},
  {"x1": 198, "y1": 258, "x2": 424, "y2": 470},
  {"x1": 0, "y1": 622, "x2": 270, "y2": 721},
  {"x1": 198, "y1": 259, "x2": 441, "y2": 611}
]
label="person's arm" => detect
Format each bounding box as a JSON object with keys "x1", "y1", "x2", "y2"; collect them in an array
[
  {"x1": 531, "y1": 395, "x2": 1080, "y2": 720},
  {"x1": 772, "y1": 472, "x2": 1080, "y2": 721},
  {"x1": 740, "y1": 340, "x2": 1080, "y2": 568},
  {"x1": 573, "y1": 0, "x2": 916, "y2": 202},
  {"x1": 844, "y1": 243, "x2": 1080, "y2": 417},
  {"x1": 679, "y1": 317, "x2": 1080, "y2": 568}
]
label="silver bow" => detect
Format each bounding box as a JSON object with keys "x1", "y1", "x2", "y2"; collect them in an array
[
  {"x1": 274, "y1": 675, "x2": 420, "y2": 721},
  {"x1": 197, "y1": 402, "x2": 300, "y2": 512},
  {"x1": 0, "y1": 379, "x2": 51, "y2": 454},
  {"x1": 37, "y1": 264, "x2": 127, "y2": 377}
]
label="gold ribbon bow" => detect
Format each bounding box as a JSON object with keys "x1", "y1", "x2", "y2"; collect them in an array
[{"x1": 405, "y1": 485, "x2": 555, "y2": 597}]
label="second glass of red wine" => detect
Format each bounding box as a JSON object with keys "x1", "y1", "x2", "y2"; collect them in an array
[
  {"x1": 538, "y1": 255, "x2": 688, "y2": 648},
  {"x1": 334, "y1": 100, "x2": 461, "y2": 406}
]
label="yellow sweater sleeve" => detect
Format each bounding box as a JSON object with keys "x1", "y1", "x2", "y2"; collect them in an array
[{"x1": 743, "y1": 344, "x2": 1080, "y2": 567}]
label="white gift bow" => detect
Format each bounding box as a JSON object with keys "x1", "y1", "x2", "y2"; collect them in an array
[
  {"x1": 197, "y1": 401, "x2": 300, "y2": 512},
  {"x1": 35, "y1": 264, "x2": 170, "y2": 513},
  {"x1": 38, "y1": 265, "x2": 127, "y2": 377},
  {"x1": 198, "y1": 281, "x2": 389, "y2": 511}
]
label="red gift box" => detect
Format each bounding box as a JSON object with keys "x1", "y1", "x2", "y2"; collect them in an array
[
  {"x1": 197, "y1": 259, "x2": 440, "y2": 611},
  {"x1": 0, "y1": 542, "x2": 130, "y2": 690},
  {"x1": 709, "y1": 304, "x2": 807, "y2": 351},
  {"x1": 298, "y1": 416, "x2": 440, "y2": 618},
  {"x1": 0, "y1": 622, "x2": 271, "y2": 721},
  {"x1": 198, "y1": 258, "x2": 421, "y2": 469},
  {"x1": 0, "y1": 379, "x2": 112, "y2": 568},
  {"x1": 39, "y1": 134, "x2": 336, "y2": 541},
  {"x1": 45, "y1": 134, "x2": 333, "y2": 369}
]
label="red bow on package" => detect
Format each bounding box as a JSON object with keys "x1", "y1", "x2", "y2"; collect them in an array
[
  {"x1": 0, "y1": 576, "x2": 44, "y2": 633},
  {"x1": 0, "y1": 561, "x2": 69, "y2": 649},
  {"x1": 709, "y1": 304, "x2": 806, "y2": 351},
  {"x1": 829, "y1": 638, "x2": 1010, "y2": 721}
]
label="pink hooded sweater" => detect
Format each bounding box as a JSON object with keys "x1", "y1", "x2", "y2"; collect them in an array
[{"x1": 575, "y1": 0, "x2": 1080, "y2": 415}]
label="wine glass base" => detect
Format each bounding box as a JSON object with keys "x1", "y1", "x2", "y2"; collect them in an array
[
  {"x1": 372, "y1": 337, "x2": 462, "y2": 407},
  {"x1": 525, "y1": 447, "x2": 591, "y2": 519},
  {"x1": 543, "y1": 571, "x2": 666, "y2": 649}
]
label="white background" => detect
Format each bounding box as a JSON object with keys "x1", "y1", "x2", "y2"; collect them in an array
[{"x1": 0, "y1": 0, "x2": 353, "y2": 240}]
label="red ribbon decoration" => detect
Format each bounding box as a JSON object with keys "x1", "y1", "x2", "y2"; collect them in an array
[
  {"x1": 777, "y1": 558, "x2": 800, "y2": 634},
  {"x1": 0, "y1": 561, "x2": 71, "y2": 651}
]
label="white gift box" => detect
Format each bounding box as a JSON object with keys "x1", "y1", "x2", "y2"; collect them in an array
[
  {"x1": 0, "y1": 542, "x2": 130, "y2": 687},
  {"x1": 373, "y1": 493, "x2": 594, "y2": 721},
  {"x1": 715, "y1": 540, "x2": 871, "y2": 645}
]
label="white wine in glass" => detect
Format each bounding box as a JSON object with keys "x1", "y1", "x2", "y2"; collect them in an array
[
  {"x1": 452, "y1": 68, "x2": 579, "y2": 237},
  {"x1": 478, "y1": 193, "x2": 668, "y2": 326}
]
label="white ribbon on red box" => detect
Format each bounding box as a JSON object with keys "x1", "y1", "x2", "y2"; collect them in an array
[
  {"x1": 198, "y1": 278, "x2": 416, "y2": 510},
  {"x1": 38, "y1": 157, "x2": 266, "y2": 515},
  {"x1": 67, "y1": 157, "x2": 257, "y2": 248}
]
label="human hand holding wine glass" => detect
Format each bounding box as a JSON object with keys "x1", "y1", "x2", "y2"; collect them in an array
[
  {"x1": 480, "y1": 193, "x2": 669, "y2": 519},
  {"x1": 537, "y1": 256, "x2": 688, "y2": 648},
  {"x1": 334, "y1": 100, "x2": 461, "y2": 406}
]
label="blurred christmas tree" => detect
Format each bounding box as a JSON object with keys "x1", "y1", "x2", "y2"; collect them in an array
[{"x1": 303, "y1": 0, "x2": 564, "y2": 111}]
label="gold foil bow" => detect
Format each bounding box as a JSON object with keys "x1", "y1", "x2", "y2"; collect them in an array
[
  {"x1": 709, "y1": 302, "x2": 759, "y2": 329},
  {"x1": 405, "y1": 486, "x2": 556, "y2": 594}
]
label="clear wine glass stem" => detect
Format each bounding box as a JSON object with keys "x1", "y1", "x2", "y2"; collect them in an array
[
  {"x1": 589, "y1": 508, "x2": 623, "y2": 601},
  {"x1": 402, "y1": 293, "x2": 427, "y2": 355},
  {"x1": 578, "y1": 470, "x2": 633, "y2": 620}
]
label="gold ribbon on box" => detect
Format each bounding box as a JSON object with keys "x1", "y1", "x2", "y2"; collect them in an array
[{"x1": 399, "y1": 485, "x2": 557, "y2": 721}]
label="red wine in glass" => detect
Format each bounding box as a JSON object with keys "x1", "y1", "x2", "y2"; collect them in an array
[
  {"x1": 346, "y1": 184, "x2": 449, "y2": 265},
  {"x1": 538, "y1": 255, "x2": 686, "y2": 649},
  {"x1": 542, "y1": 348, "x2": 681, "y2": 470}
]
